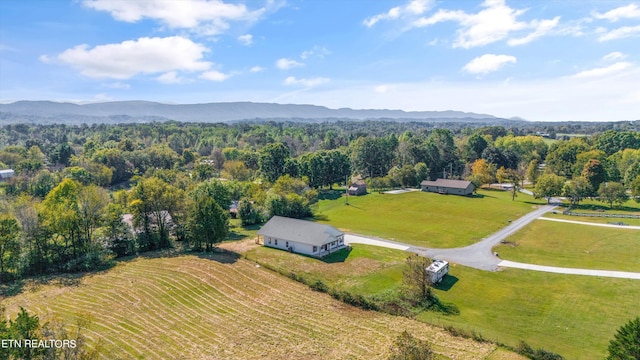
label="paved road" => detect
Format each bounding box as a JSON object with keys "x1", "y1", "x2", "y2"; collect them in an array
[
  {"x1": 345, "y1": 204, "x2": 556, "y2": 271},
  {"x1": 498, "y1": 260, "x2": 640, "y2": 279},
  {"x1": 344, "y1": 202, "x2": 640, "y2": 278},
  {"x1": 539, "y1": 217, "x2": 640, "y2": 229}
]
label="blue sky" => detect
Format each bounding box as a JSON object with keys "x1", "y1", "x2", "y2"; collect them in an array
[{"x1": 1, "y1": 0, "x2": 639, "y2": 121}]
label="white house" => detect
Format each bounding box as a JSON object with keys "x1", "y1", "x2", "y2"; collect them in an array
[
  {"x1": 0, "y1": 169, "x2": 15, "y2": 181},
  {"x1": 426, "y1": 260, "x2": 449, "y2": 284},
  {"x1": 257, "y1": 216, "x2": 345, "y2": 257}
]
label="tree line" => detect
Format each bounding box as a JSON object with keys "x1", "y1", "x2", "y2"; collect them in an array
[{"x1": 1, "y1": 122, "x2": 640, "y2": 282}]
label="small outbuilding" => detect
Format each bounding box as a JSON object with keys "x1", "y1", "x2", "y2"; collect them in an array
[
  {"x1": 426, "y1": 259, "x2": 449, "y2": 284},
  {"x1": 257, "y1": 216, "x2": 345, "y2": 257},
  {"x1": 420, "y1": 178, "x2": 475, "y2": 196},
  {"x1": 0, "y1": 169, "x2": 15, "y2": 181},
  {"x1": 348, "y1": 181, "x2": 367, "y2": 196}
]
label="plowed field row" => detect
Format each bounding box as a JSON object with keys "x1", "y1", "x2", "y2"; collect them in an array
[{"x1": 3, "y1": 254, "x2": 507, "y2": 359}]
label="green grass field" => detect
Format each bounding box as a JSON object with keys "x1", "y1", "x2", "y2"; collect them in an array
[
  {"x1": 238, "y1": 243, "x2": 640, "y2": 359},
  {"x1": 314, "y1": 189, "x2": 546, "y2": 248},
  {"x1": 2, "y1": 253, "x2": 512, "y2": 360},
  {"x1": 493, "y1": 219, "x2": 640, "y2": 271}
]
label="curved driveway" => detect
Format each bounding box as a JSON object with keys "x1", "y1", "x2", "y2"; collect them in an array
[{"x1": 344, "y1": 203, "x2": 640, "y2": 279}]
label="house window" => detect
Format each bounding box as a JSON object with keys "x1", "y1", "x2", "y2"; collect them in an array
[
  {"x1": 268, "y1": 237, "x2": 271, "y2": 244},
  {"x1": 286, "y1": 241, "x2": 289, "y2": 248},
  {"x1": 313, "y1": 246, "x2": 317, "y2": 252},
  {"x1": 275, "y1": 239, "x2": 278, "y2": 246}
]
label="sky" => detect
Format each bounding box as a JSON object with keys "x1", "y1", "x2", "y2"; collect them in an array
[{"x1": 1, "y1": 0, "x2": 639, "y2": 122}]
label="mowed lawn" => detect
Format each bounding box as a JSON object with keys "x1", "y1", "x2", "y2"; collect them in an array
[
  {"x1": 240, "y1": 244, "x2": 640, "y2": 359},
  {"x1": 314, "y1": 189, "x2": 546, "y2": 248},
  {"x1": 2, "y1": 253, "x2": 510, "y2": 360},
  {"x1": 494, "y1": 219, "x2": 640, "y2": 271},
  {"x1": 422, "y1": 265, "x2": 640, "y2": 360}
]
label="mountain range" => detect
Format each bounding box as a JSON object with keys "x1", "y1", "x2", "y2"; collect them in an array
[{"x1": 0, "y1": 100, "x2": 517, "y2": 124}]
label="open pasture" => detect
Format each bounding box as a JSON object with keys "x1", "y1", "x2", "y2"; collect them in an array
[
  {"x1": 1, "y1": 252, "x2": 509, "y2": 360},
  {"x1": 238, "y1": 243, "x2": 640, "y2": 359},
  {"x1": 495, "y1": 219, "x2": 640, "y2": 272},
  {"x1": 314, "y1": 189, "x2": 545, "y2": 248}
]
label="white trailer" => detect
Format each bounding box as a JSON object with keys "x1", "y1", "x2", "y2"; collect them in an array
[{"x1": 426, "y1": 260, "x2": 449, "y2": 284}]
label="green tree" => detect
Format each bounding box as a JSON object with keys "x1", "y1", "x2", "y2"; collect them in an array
[
  {"x1": 598, "y1": 182, "x2": 628, "y2": 209},
  {"x1": 7, "y1": 308, "x2": 46, "y2": 360},
  {"x1": 259, "y1": 143, "x2": 290, "y2": 182},
  {"x1": 534, "y1": 173, "x2": 565, "y2": 203},
  {"x1": 130, "y1": 178, "x2": 184, "y2": 250},
  {"x1": 563, "y1": 177, "x2": 592, "y2": 206},
  {"x1": 238, "y1": 198, "x2": 262, "y2": 226},
  {"x1": 468, "y1": 158, "x2": 495, "y2": 188},
  {"x1": 497, "y1": 167, "x2": 520, "y2": 200},
  {"x1": 388, "y1": 330, "x2": 434, "y2": 360},
  {"x1": 581, "y1": 159, "x2": 606, "y2": 195},
  {"x1": 545, "y1": 138, "x2": 590, "y2": 177},
  {"x1": 526, "y1": 159, "x2": 540, "y2": 185},
  {"x1": 631, "y1": 175, "x2": 640, "y2": 203},
  {"x1": 0, "y1": 214, "x2": 21, "y2": 281},
  {"x1": 350, "y1": 136, "x2": 396, "y2": 179},
  {"x1": 402, "y1": 254, "x2": 433, "y2": 305},
  {"x1": 414, "y1": 162, "x2": 429, "y2": 184},
  {"x1": 187, "y1": 193, "x2": 229, "y2": 252},
  {"x1": 607, "y1": 317, "x2": 640, "y2": 360}
]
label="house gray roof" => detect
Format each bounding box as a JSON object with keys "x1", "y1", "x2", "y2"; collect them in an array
[
  {"x1": 420, "y1": 178, "x2": 474, "y2": 189},
  {"x1": 257, "y1": 216, "x2": 343, "y2": 247},
  {"x1": 0, "y1": 169, "x2": 15, "y2": 178}
]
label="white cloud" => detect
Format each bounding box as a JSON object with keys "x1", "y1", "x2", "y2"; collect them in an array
[
  {"x1": 57, "y1": 36, "x2": 211, "y2": 79},
  {"x1": 603, "y1": 52, "x2": 627, "y2": 61},
  {"x1": 462, "y1": 54, "x2": 517, "y2": 74},
  {"x1": 284, "y1": 76, "x2": 330, "y2": 87},
  {"x1": 413, "y1": 0, "x2": 560, "y2": 48},
  {"x1": 104, "y1": 82, "x2": 131, "y2": 89},
  {"x1": 374, "y1": 85, "x2": 393, "y2": 93},
  {"x1": 300, "y1": 46, "x2": 330, "y2": 60},
  {"x1": 508, "y1": 17, "x2": 560, "y2": 45},
  {"x1": 364, "y1": 0, "x2": 433, "y2": 27},
  {"x1": 572, "y1": 62, "x2": 633, "y2": 78},
  {"x1": 200, "y1": 70, "x2": 230, "y2": 82},
  {"x1": 598, "y1": 25, "x2": 640, "y2": 41},
  {"x1": 38, "y1": 54, "x2": 52, "y2": 63},
  {"x1": 593, "y1": 3, "x2": 640, "y2": 22},
  {"x1": 276, "y1": 58, "x2": 303, "y2": 70},
  {"x1": 157, "y1": 71, "x2": 189, "y2": 84},
  {"x1": 238, "y1": 34, "x2": 253, "y2": 46},
  {"x1": 250, "y1": 66, "x2": 265, "y2": 73},
  {"x1": 82, "y1": 0, "x2": 266, "y2": 35}
]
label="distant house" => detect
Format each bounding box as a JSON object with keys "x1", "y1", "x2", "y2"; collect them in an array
[
  {"x1": 0, "y1": 169, "x2": 15, "y2": 181},
  {"x1": 122, "y1": 211, "x2": 174, "y2": 234},
  {"x1": 229, "y1": 200, "x2": 239, "y2": 218},
  {"x1": 420, "y1": 178, "x2": 475, "y2": 196},
  {"x1": 257, "y1": 216, "x2": 345, "y2": 257},
  {"x1": 426, "y1": 260, "x2": 449, "y2": 283},
  {"x1": 348, "y1": 181, "x2": 367, "y2": 196}
]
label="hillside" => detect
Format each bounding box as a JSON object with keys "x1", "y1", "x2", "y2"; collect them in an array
[
  {"x1": 1, "y1": 252, "x2": 520, "y2": 359},
  {"x1": 0, "y1": 100, "x2": 512, "y2": 124}
]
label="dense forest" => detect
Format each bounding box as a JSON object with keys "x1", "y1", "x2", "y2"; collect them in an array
[{"x1": 1, "y1": 120, "x2": 639, "y2": 283}]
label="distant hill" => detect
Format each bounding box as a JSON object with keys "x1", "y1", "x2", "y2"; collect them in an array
[{"x1": 0, "y1": 100, "x2": 521, "y2": 125}]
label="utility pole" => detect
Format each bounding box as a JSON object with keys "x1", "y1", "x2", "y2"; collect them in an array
[{"x1": 345, "y1": 176, "x2": 349, "y2": 205}]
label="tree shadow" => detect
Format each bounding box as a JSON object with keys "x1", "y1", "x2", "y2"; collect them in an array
[
  {"x1": 194, "y1": 249, "x2": 241, "y2": 264},
  {"x1": 433, "y1": 275, "x2": 458, "y2": 292},
  {"x1": 227, "y1": 223, "x2": 261, "y2": 241},
  {"x1": 0, "y1": 272, "x2": 87, "y2": 298},
  {"x1": 320, "y1": 247, "x2": 353, "y2": 264},
  {"x1": 318, "y1": 190, "x2": 343, "y2": 200},
  {"x1": 470, "y1": 193, "x2": 487, "y2": 199}
]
